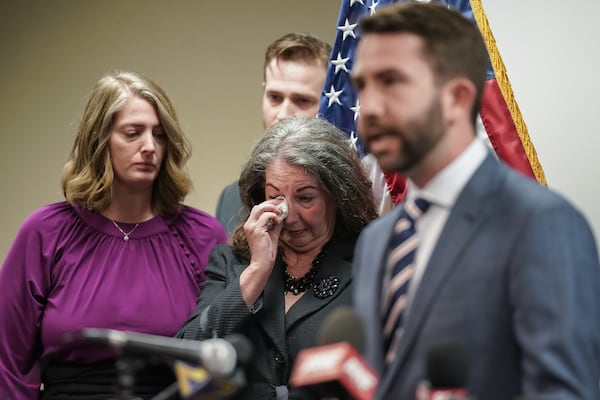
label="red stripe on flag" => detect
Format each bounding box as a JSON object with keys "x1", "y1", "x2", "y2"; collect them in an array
[
  {"x1": 383, "y1": 171, "x2": 408, "y2": 205},
  {"x1": 481, "y1": 79, "x2": 536, "y2": 180}
]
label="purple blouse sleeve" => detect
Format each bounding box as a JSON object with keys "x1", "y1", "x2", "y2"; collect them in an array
[{"x1": 0, "y1": 206, "x2": 61, "y2": 399}]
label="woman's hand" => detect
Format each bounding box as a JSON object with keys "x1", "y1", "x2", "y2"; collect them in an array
[{"x1": 239, "y1": 197, "x2": 286, "y2": 305}]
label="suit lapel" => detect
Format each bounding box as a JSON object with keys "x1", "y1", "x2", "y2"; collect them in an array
[
  {"x1": 242, "y1": 238, "x2": 356, "y2": 360},
  {"x1": 368, "y1": 207, "x2": 403, "y2": 292},
  {"x1": 356, "y1": 206, "x2": 404, "y2": 372},
  {"x1": 380, "y1": 154, "x2": 502, "y2": 395}
]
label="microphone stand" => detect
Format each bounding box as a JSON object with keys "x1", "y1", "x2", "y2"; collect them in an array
[
  {"x1": 115, "y1": 357, "x2": 145, "y2": 400},
  {"x1": 114, "y1": 356, "x2": 180, "y2": 400},
  {"x1": 150, "y1": 382, "x2": 180, "y2": 400}
]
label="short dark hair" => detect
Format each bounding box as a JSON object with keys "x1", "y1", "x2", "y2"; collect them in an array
[
  {"x1": 231, "y1": 116, "x2": 377, "y2": 256},
  {"x1": 263, "y1": 32, "x2": 331, "y2": 80},
  {"x1": 359, "y1": 2, "x2": 488, "y2": 125}
]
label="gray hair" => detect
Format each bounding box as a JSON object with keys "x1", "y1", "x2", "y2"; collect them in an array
[{"x1": 231, "y1": 116, "x2": 377, "y2": 254}]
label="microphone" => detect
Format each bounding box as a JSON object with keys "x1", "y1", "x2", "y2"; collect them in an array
[
  {"x1": 289, "y1": 306, "x2": 378, "y2": 400},
  {"x1": 416, "y1": 340, "x2": 470, "y2": 400},
  {"x1": 78, "y1": 328, "x2": 252, "y2": 379},
  {"x1": 173, "y1": 334, "x2": 253, "y2": 399}
]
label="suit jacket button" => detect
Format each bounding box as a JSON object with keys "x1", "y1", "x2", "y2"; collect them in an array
[{"x1": 273, "y1": 350, "x2": 284, "y2": 364}]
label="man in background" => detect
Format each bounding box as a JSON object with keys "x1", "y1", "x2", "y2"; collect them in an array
[
  {"x1": 215, "y1": 32, "x2": 331, "y2": 234},
  {"x1": 351, "y1": 3, "x2": 600, "y2": 400}
]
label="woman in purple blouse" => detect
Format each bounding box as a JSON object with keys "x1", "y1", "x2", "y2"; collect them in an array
[{"x1": 0, "y1": 71, "x2": 227, "y2": 399}]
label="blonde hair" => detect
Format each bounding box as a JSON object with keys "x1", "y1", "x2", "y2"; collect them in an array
[{"x1": 61, "y1": 71, "x2": 192, "y2": 214}]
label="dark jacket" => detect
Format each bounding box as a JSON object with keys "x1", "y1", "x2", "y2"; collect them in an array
[{"x1": 177, "y1": 236, "x2": 357, "y2": 400}]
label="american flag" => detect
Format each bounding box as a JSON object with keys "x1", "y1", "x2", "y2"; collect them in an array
[{"x1": 318, "y1": 0, "x2": 546, "y2": 207}]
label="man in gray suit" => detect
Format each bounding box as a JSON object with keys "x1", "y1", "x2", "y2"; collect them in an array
[
  {"x1": 215, "y1": 33, "x2": 331, "y2": 234},
  {"x1": 350, "y1": 3, "x2": 600, "y2": 400}
]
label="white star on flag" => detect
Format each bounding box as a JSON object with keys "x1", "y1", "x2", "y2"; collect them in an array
[
  {"x1": 369, "y1": 0, "x2": 380, "y2": 15},
  {"x1": 324, "y1": 85, "x2": 343, "y2": 107},
  {"x1": 349, "y1": 131, "x2": 359, "y2": 152},
  {"x1": 337, "y1": 18, "x2": 357, "y2": 41},
  {"x1": 350, "y1": 99, "x2": 360, "y2": 121},
  {"x1": 331, "y1": 52, "x2": 350, "y2": 74}
]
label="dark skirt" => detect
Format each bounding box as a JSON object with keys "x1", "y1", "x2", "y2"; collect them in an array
[{"x1": 41, "y1": 357, "x2": 177, "y2": 400}]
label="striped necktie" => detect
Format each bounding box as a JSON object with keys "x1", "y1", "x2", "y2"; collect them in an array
[{"x1": 383, "y1": 198, "x2": 430, "y2": 364}]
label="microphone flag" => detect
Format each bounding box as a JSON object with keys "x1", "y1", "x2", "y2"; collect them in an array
[{"x1": 174, "y1": 361, "x2": 237, "y2": 399}]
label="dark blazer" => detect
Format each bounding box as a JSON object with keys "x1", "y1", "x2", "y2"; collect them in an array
[
  {"x1": 353, "y1": 153, "x2": 600, "y2": 400},
  {"x1": 178, "y1": 236, "x2": 357, "y2": 400},
  {"x1": 215, "y1": 182, "x2": 245, "y2": 236}
]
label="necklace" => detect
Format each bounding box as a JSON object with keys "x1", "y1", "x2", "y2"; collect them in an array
[
  {"x1": 283, "y1": 244, "x2": 329, "y2": 295},
  {"x1": 111, "y1": 220, "x2": 140, "y2": 241}
]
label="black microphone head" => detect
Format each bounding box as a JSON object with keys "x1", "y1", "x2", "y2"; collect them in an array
[
  {"x1": 224, "y1": 333, "x2": 254, "y2": 366},
  {"x1": 317, "y1": 306, "x2": 365, "y2": 353},
  {"x1": 426, "y1": 340, "x2": 468, "y2": 388}
]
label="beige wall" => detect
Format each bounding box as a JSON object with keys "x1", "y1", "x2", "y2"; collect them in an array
[{"x1": 0, "y1": 0, "x2": 339, "y2": 262}]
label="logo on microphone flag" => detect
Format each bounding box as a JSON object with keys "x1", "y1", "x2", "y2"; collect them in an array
[
  {"x1": 174, "y1": 362, "x2": 212, "y2": 397},
  {"x1": 290, "y1": 342, "x2": 378, "y2": 400},
  {"x1": 174, "y1": 361, "x2": 236, "y2": 399}
]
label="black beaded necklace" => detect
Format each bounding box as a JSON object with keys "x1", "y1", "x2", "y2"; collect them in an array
[{"x1": 283, "y1": 244, "x2": 329, "y2": 295}]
